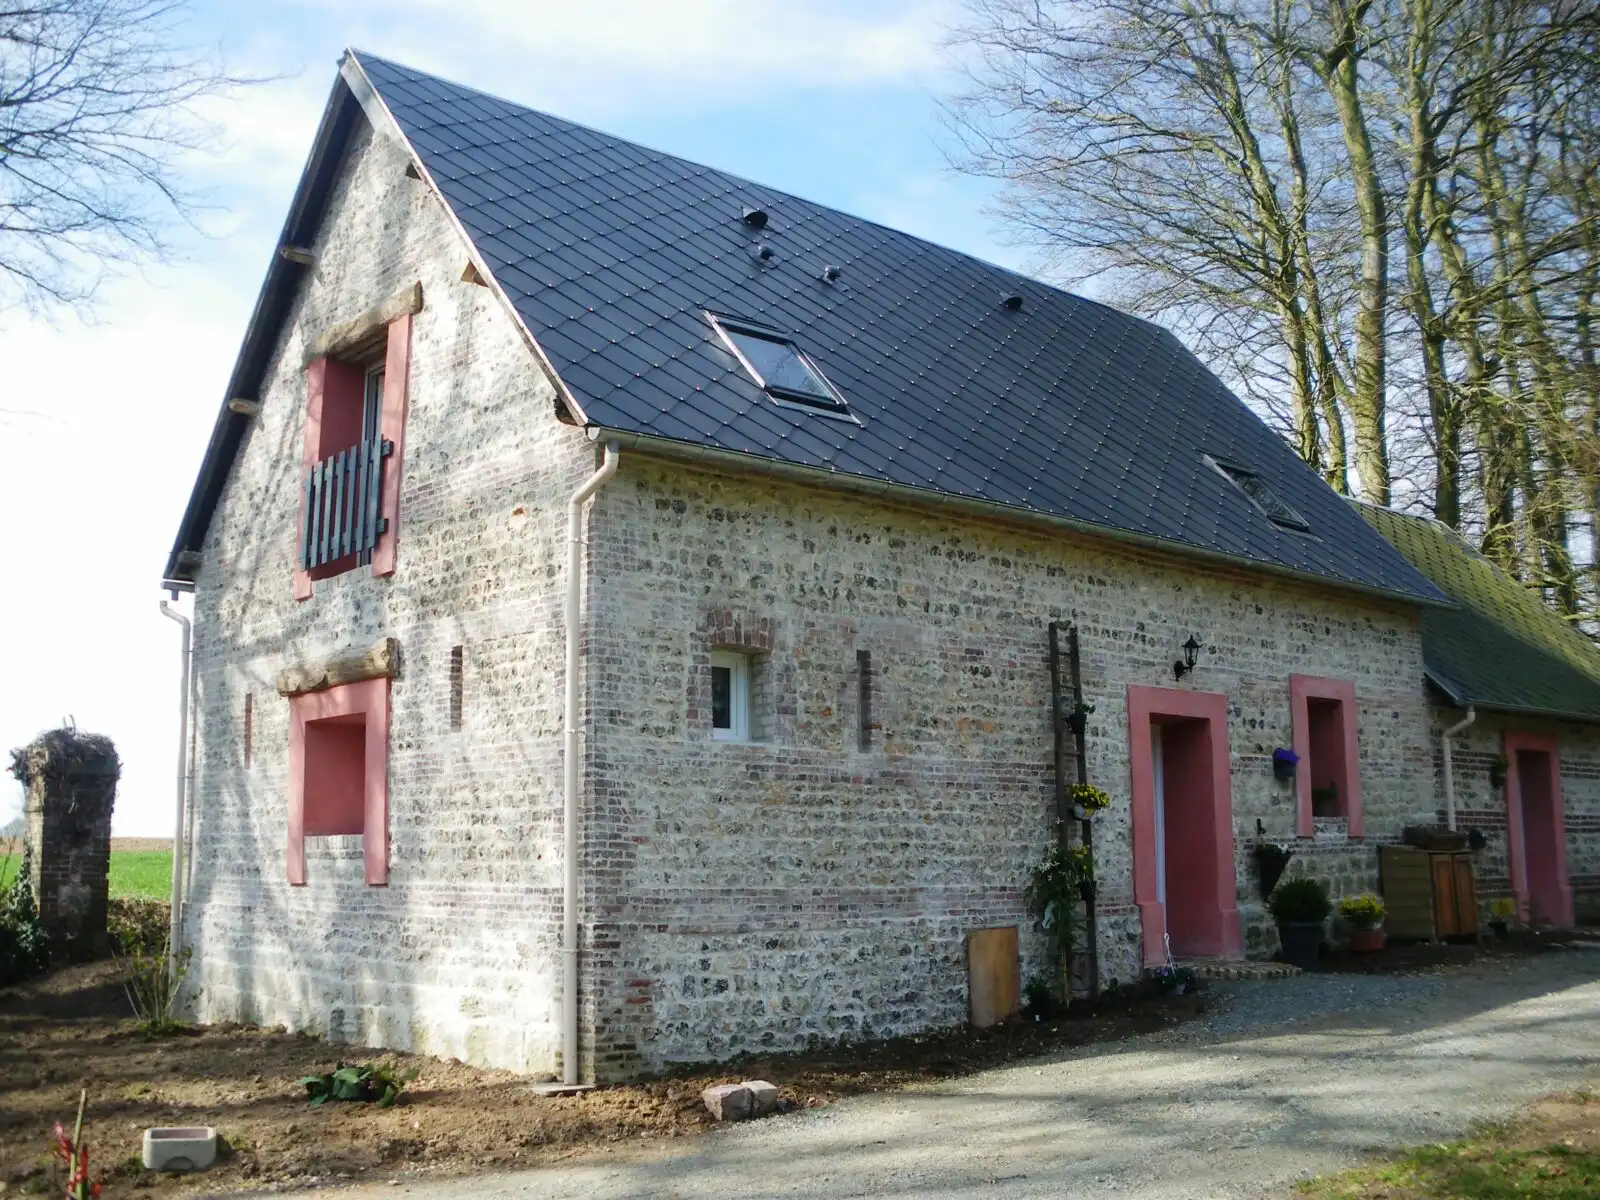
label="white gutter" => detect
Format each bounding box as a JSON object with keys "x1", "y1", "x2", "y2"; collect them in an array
[
  {"x1": 158, "y1": 597, "x2": 193, "y2": 977},
  {"x1": 1441, "y1": 705, "x2": 1476, "y2": 831},
  {"x1": 561, "y1": 441, "x2": 620, "y2": 1086}
]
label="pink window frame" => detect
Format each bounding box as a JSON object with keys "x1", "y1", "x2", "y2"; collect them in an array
[
  {"x1": 1290, "y1": 674, "x2": 1363, "y2": 838},
  {"x1": 293, "y1": 312, "x2": 412, "y2": 599},
  {"x1": 1502, "y1": 730, "x2": 1574, "y2": 927},
  {"x1": 287, "y1": 677, "x2": 390, "y2": 885},
  {"x1": 1126, "y1": 685, "x2": 1244, "y2": 966}
]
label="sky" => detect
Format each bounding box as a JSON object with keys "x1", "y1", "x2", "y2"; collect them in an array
[{"x1": 0, "y1": 0, "x2": 1025, "y2": 836}]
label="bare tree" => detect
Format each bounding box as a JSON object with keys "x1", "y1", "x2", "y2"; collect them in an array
[
  {"x1": 948, "y1": 0, "x2": 1600, "y2": 629},
  {"x1": 0, "y1": 1, "x2": 236, "y2": 312}
]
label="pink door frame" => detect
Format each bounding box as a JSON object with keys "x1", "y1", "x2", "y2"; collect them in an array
[
  {"x1": 1127, "y1": 685, "x2": 1244, "y2": 966},
  {"x1": 287, "y1": 677, "x2": 391, "y2": 886},
  {"x1": 1502, "y1": 730, "x2": 1574, "y2": 927},
  {"x1": 1289, "y1": 674, "x2": 1363, "y2": 838}
]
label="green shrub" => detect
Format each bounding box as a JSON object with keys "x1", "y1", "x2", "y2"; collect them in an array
[
  {"x1": 1267, "y1": 876, "x2": 1332, "y2": 924},
  {"x1": 107, "y1": 898, "x2": 170, "y2": 956},
  {"x1": 0, "y1": 846, "x2": 49, "y2": 985},
  {"x1": 1338, "y1": 894, "x2": 1385, "y2": 928}
]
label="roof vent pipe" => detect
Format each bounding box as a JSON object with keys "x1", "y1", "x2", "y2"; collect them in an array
[
  {"x1": 741, "y1": 207, "x2": 768, "y2": 229},
  {"x1": 1001, "y1": 293, "x2": 1024, "y2": 311},
  {"x1": 1441, "y1": 705, "x2": 1476, "y2": 831}
]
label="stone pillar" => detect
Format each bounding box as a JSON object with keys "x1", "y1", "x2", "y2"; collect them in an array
[{"x1": 9, "y1": 728, "x2": 120, "y2": 954}]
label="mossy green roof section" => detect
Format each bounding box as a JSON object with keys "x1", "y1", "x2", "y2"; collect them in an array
[{"x1": 1355, "y1": 502, "x2": 1600, "y2": 722}]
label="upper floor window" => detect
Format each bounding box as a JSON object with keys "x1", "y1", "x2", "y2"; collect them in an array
[{"x1": 294, "y1": 313, "x2": 413, "y2": 599}]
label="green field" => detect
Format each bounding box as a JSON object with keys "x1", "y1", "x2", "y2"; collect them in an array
[{"x1": 0, "y1": 850, "x2": 172, "y2": 900}]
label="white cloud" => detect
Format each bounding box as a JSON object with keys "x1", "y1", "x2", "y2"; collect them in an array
[{"x1": 308, "y1": 0, "x2": 955, "y2": 115}]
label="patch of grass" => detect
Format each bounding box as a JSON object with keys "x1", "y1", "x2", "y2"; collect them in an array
[
  {"x1": 1300, "y1": 1095, "x2": 1599, "y2": 1198},
  {"x1": 0, "y1": 851, "x2": 171, "y2": 900},
  {"x1": 108, "y1": 851, "x2": 171, "y2": 901}
]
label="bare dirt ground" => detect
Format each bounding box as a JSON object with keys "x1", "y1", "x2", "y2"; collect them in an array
[
  {"x1": 0, "y1": 837, "x2": 171, "y2": 856},
  {"x1": 0, "y1": 962, "x2": 1207, "y2": 1196},
  {"x1": 322, "y1": 951, "x2": 1600, "y2": 1200}
]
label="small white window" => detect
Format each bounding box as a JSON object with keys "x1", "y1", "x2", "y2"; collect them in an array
[{"x1": 710, "y1": 650, "x2": 750, "y2": 741}]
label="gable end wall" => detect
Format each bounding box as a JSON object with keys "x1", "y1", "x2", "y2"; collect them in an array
[{"x1": 184, "y1": 116, "x2": 593, "y2": 1075}]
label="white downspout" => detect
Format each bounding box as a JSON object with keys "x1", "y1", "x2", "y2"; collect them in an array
[
  {"x1": 1441, "y1": 705, "x2": 1476, "y2": 831},
  {"x1": 158, "y1": 596, "x2": 192, "y2": 977},
  {"x1": 562, "y1": 441, "x2": 620, "y2": 1086}
]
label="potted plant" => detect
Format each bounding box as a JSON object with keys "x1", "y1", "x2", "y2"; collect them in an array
[
  {"x1": 1253, "y1": 842, "x2": 1294, "y2": 899},
  {"x1": 1066, "y1": 699, "x2": 1095, "y2": 737},
  {"x1": 1267, "y1": 876, "x2": 1331, "y2": 968},
  {"x1": 1068, "y1": 782, "x2": 1112, "y2": 820},
  {"x1": 1489, "y1": 755, "x2": 1509, "y2": 790},
  {"x1": 1338, "y1": 894, "x2": 1385, "y2": 952}
]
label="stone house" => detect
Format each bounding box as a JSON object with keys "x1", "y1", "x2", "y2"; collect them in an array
[
  {"x1": 163, "y1": 52, "x2": 1563, "y2": 1083},
  {"x1": 1356, "y1": 504, "x2": 1600, "y2": 926}
]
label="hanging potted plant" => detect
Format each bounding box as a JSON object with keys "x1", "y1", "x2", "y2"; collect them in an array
[
  {"x1": 1489, "y1": 755, "x2": 1509, "y2": 790},
  {"x1": 1253, "y1": 842, "x2": 1294, "y2": 899},
  {"x1": 1065, "y1": 699, "x2": 1095, "y2": 737},
  {"x1": 1267, "y1": 876, "x2": 1331, "y2": 969},
  {"x1": 1271, "y1": 747, "x2": 1299, "y2": 782},
  {"x1": 1338, "y1": 894, "x2": 1386, "y2": 953},
  {"x1": 1068, "y1": 782, "x2": 1112, "y2": 820}
]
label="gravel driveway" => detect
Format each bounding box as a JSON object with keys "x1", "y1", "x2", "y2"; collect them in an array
[{"x1": 318, "y1": 952, "x2": 1600, "y2": 1200}]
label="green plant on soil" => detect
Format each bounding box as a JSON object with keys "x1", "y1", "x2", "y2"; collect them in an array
[
  {"x1": 115, "y1": 937, "x2": 191, "y2": 1035},
  {"x1": 1268, "y1": 876, "x2": 1332, "y2": 924},
  {"x1": 51, "y1": 1090, "x2": 102, "y2": 1200},
  {"x1": 299, "y1": 1062, "x2": 418, "y2": 1108},
  {"x1": 1339, "y1": 894, "x2": 1385, "y2": 929}
]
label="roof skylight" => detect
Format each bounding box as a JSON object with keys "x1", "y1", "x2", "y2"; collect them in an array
[
  {"x1": 708, "y1": 314, "x2": 855, "y2": 420},
  {"x1": 1205, "y1": 455, "x2": 1310, "y2": 532}
]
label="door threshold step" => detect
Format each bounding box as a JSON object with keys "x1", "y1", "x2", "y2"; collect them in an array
[{"x1": 1172, "y1": 959, "x2": 1302, "y2": 981}]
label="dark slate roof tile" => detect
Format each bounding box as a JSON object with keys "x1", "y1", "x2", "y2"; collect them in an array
[{"x1": 352, "y1": 52, "x2": 1446, "y2": 604}]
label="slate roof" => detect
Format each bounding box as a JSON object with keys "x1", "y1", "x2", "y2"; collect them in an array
[
  {"x1": 1355, "y1": 503, "x2": 1600, "y2": 722},
  {"x1": 164, "y1": 52, "x2": 1447, "y2": 608}
]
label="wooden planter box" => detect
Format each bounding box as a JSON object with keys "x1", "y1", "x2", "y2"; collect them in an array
[{"x1": 1379, "y1": 844, "x2": 1478, "y2": 940}]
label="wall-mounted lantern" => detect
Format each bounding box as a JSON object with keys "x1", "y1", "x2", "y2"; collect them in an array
[{"x1": 1173, "y1": 634, "x2": 1205, "y2": 680}]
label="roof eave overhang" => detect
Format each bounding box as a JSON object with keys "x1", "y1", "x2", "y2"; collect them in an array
[
  {"x1": 161, "y1": 68, "x2": 366, "y2": 587},
  {"x1": 160, "y1": 50, "x2": 594, "y2": 591},
  {"x1": 1425, "y1": 669, "x2": 1600, "y2": 726},
  {"x1": 583, "y1": 424, "x2": 1452, "y2": 612}
]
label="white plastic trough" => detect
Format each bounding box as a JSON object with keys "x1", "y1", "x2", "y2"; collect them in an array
[{"x1": 142, "y1": 1126, "x2": 217, "y2": 1172}]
